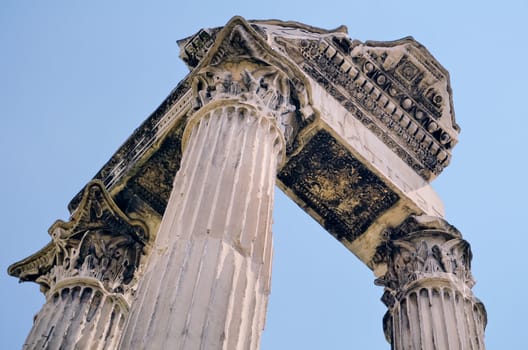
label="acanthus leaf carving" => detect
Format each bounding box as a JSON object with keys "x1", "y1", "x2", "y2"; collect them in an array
[
  {"x1": 374, "y1": 215, "x2": 475, "y2": 306},
  {"x1": 374, "y1": 216, "x2": 487, "y2": 348},
  {"x1": 190, "y1": 62, "x2": 301, "y2": 154},
  {"x1": 8, "y1": 180, "x2": 148, "y2": 297},
  {"x1": 180, "y1": 18, "x2": 319, "y2": 158}
]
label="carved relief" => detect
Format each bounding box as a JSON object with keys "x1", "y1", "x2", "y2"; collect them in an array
[
  {"x1": 68, "y1": 81, "x2": 192, "y2": 212},
  {"x1": 273, "y1": 34, "x2": 458, "y2": 179},
  {"x1": 179, "y1": 28, "x2": 219, "y2": 68},
  {"x1": 376, "y1": 236, "x2": 475, "y2": 297},
  {"x1": 7, "y1": 17, "x2": 485, "y2": 349},
  {"x1": 45, "y1": 230, "x2": 140, "y2": 294},
  {"x1": 9, "y1": 181, "x2": 148, "y2": 296},
  {"x1": 179, "y1": 19, "x2": 317, "y2": 156},
  {"x1": 278, "y1": 130, "x2": 399, "y2": 242},
  {"x1": 374, "y1": 216, "x2": 487, "y2": 348},
  {"x1": 191, "y1": 64, "x2": 299, "y2": 147},
  {"x1": 127, "y1": 126, "x2": 186, "y2": 215}
]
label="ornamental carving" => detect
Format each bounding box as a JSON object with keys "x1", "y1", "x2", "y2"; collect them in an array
[
  {"x1": 273, "y1": 33, "x2": 458, "y2": 180},
  {"x1": 179, "y1": 19, "x2": 317, "y2": 156},
  {"x1": 373, "y1": 216, "x2": 474, "y2": 307},
  {"x1": 278, "y1": 130, "x2": 399, "y2": 242},
  {"x1": 192, "y1": 64, "x2": 298, "y2": 146},
  {"x1": 8, "y1": 181, "x2": 148, "y2": 296}
]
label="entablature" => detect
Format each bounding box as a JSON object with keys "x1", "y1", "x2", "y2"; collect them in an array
[{"x1": 36, "y1": 16, "x2": 457, "y2": 270}]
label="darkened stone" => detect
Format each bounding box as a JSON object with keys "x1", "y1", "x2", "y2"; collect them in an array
[{"x1": 278, "y1": 130, "x2": 399, "y2": 242}]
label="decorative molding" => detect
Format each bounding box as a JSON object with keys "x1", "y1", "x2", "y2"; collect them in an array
[
  {"x1": 178, "y1": 28, "x2": 219, "y2": 68},
  {"x1": 126, "y1": 128, "x2": 185, "y2": 215},
  {"x1": 8, "y1": 17, "x2": 485, "y2": 349},
  {"x1": 273, "y1": 34, "x2": 458, "y2": 179},
  {"x1": 180, "y1": 18, "x2": 319, "y2": 155},
  {"x1": 68, "y1": 83, "x2": 193, "y2": 212}
]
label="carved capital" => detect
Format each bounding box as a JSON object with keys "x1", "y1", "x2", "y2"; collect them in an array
[
  {"x1": 374, "y1": 216, "x2": 474, "y2": 304},
  {"x1": 193, "y1": 65, "x2": 294, "y2": 114},
  {"x1": 8, "y1": 181, "x2": 148, "y2": 297},
  {"x1": 191, "y1": 63, "x2": 298, "y2": 145},
  {"x1": 179, "y1": 18, "x2": 318, "y2": 156},
  {"x1": 374, "y1": 216, "x2": 486, "y2": 347}
]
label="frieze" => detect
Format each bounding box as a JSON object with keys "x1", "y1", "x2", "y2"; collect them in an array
[
  {"x1": 65, "y1": 18, "x2": 458, "y2": 225},
  {"x1": 300, "y1": 62, "x2": 427, "y2": 177},
  {"x1": 305, "y1": 38, "x2": 454, "y2": 179},
  {"x1": 178, "y1": 28, "x2": 219, "y2": 68},
  {"x1": 270, "y1": 33, "x2": 458, "y2": 179},
  {"x1": 69, "y1": 18, "x2": 323, "y2": 214},
  {"x1": 278, "y1": 130, "x2": 399, "y2": 242},
  {"x1": 126, "y1": 126, "x2": 186, "y2": 215}
]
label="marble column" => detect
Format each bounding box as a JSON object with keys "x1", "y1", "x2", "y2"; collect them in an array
[
  {"x1": 119, "y1": 64, "x2": 291, "y2": 349},
  {"x1": 8, "y1": 181, "x2": 148, "y2": 350},
  {"x1": 23, "y1": 283, "x2": 128, "y2": 350},
  {"x1": 375, "y1": 216, "x2": 487, "y2": 350}
]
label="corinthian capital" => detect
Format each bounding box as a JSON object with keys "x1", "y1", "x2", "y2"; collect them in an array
[
  {"x1": 374, "y1": 216, "x2": 475, "y2": 305},
  {"x1": 190, "y1": 62, "x2": 299, "y2": 153},
  {"x1": 374, "y1": 216, "x2": 487, "y2": 348},
  {"x1": 8, "y1": 181, "x2": 148, "y2": 298},
  {"x1": 193, "y1": 64, "x2": 295, "y2": 116}
]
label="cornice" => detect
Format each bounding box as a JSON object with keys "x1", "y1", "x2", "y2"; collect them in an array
[{"x1": 274, "y1": 35, "x2": 457, "y2": 179}]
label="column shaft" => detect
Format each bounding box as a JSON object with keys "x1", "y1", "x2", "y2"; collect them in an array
[
  {"x1": 120, "y1": 102, "x2": 282, "y2": 349},
  {"x1": 390, "y1": 283, "x2": 485, "y2": 350},
  {"x1": 23, "y1": 284, "x2": 127, "y2": 350}
]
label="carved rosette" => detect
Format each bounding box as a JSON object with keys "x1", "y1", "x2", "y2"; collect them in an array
[
  {"x1": 8, "y1": 181, "x2": 148, "y2": 350},
  {"x1": 374, "y1": 216, "x2": 486, "y2": 349},
  {"x1": 274, "y1": 33, "x2": 458, "y2": 180}
]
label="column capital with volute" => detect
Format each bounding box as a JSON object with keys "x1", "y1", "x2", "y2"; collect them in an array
[{"x1": 373, "y1": 215, "x2": 487, "y2": 350}]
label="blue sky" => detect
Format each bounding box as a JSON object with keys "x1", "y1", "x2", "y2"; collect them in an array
[{"x1": 1, "y1": 1, "x2": 527, "y2": 348}]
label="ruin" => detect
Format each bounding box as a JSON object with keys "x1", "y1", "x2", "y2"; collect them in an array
[{"x1": 9, "y1": 17, "x2": 486, "y2": 349}]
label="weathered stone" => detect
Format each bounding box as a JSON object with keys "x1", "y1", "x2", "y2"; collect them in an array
[
  {"x1": 374, "y1": 216, "x2": 486, "y2": 349},
  {"x1": 119, "y1": 56, "x2": 289, "y2": 348},
  {"x1": 60, "y1": 17, "x2": 452, "y2": 268},
  {"x1": 8, "y1": 16, "x2": 484, "y2": 350},
  {"x1": 8, "y1": 181, "x2": 149, "y2": 349}
]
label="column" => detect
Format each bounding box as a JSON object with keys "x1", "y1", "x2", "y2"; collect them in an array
[
  {"x1": 23, "y1": 284, "x2": 128, "y2": 350},
  {"x1": 375, "y1": 216, "x2": 487, "y2": 350},
  {"x1": 9, "y1": 181, "x2": 148, "y2": 350},
  {"x1": 119, "y1": 64, "x2": 292, "y2": 349}
]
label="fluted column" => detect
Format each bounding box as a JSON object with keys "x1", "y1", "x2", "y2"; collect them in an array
[
  {"x1": 23, "y1": 283, "x2": 128, "y2": 349},
  {"x1": 8, "y1": 181, "x2": 148, "y2": 350},
  {"x1": 375, "y1": 216, "x2": 487, "y2": 350},
  {"x1": 119, "y1": 63, "x2": 291, "y2": 349}
]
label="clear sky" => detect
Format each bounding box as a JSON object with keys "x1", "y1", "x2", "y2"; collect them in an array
[{"x1": 1, "y1": 1, "x2": 526, "y2": 349}]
